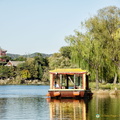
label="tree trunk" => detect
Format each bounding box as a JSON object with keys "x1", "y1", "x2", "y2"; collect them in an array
[
  {"x1": 113, "y1": 73, "x2": 117, "y2": 84},
  {"x1": 96, "y1": 69, "x2": 99, "y2": 90}
]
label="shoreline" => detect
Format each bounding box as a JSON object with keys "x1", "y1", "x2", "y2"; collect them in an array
[
  {"x1": 92, "y1": 89, "x2": 120, "y2": 95},
  {"x1": 0, "y1": 79, "x2": 120, "y2": 96},
  {"x1": 0, "y1": 79, "x2": 49, "y2": 85}
]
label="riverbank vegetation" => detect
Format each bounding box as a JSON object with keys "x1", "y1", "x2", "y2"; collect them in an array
[
  {"x1": 0, "y1": 6, "x2": 120, "y2": 90},
  {"x1": 90, "y1": 82, "x2": 120, "y2": 90}
]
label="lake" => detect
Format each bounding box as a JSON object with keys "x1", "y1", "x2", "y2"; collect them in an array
[{"x1": 0, "y1": 85, "x2": 120, "y2": 120}]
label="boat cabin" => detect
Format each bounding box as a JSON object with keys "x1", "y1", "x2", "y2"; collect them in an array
[{"x1": 47, "y1": 68, "x2": 92, "y2": 99}]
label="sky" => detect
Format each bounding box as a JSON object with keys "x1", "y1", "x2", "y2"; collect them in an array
[{"x1": 0, "y1": 0, "x2": 120, "y2": 55}]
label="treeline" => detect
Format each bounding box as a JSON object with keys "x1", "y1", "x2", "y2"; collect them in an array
[
  {"x1": 0, "y1": 53, "x2": 49, "y2": 83},
  {"x1": 0, "y1": 6, "x2": 120, "y2": 87}
]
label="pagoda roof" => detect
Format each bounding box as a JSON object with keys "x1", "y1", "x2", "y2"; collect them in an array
[
  {"x1": 49, "y1": 68, "x2": 87, "y2": 74},
  {"x1": 0, "y1": 47, "x2": 7, "y2": 52}
]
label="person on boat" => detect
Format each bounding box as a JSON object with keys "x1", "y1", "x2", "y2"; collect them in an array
[
  {"x1": 54, "y1": 81, "x2": 59, "y2": 88},
  {"x1": 56, "y1": 83, "x2": 59, "y2": 88}
]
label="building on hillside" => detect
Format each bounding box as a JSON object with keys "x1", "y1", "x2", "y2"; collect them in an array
[
  {"x1": 0, "y1": 47, "x2": 7, "y2": 62},
  {"x1": 5, "y1": 61, "x2": 25, "y2": 67}
]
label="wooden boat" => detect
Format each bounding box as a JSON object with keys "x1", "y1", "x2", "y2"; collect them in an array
[{"x1": 47, "y1": 68, "x2": 93, "y2": 99}]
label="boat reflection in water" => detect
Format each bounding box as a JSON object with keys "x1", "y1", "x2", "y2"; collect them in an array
[{"x1": 47, "y1": 98, "x2": 88, "y2": 120}]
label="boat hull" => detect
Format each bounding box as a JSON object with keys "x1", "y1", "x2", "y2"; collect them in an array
[{"x1": 48, "y1": 89, "x2": 92, "y2": 99}]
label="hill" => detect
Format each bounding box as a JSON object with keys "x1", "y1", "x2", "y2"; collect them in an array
[{"x1": 7, "y1": 52, "x2": 52, "y2": 59}]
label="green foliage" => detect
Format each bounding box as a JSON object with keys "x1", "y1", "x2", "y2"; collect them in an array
[
  {"x1": 0, "y1": 55, "x2": 12, "y2": 62},
  {"x1": 0, "y1": 66, "x2": 16, "y2": 79},
  {"x1": 59, "y1": 46, "x2": 71, "y2": 58},
  {"x1": 48, "y1": 53, "x2": 74, "y2": 70},
  {"x1": 20, "y1": 69, "x2": 31, "y2": 79},
  {"x1": 16, "y1": 54, "x2": 49, "y2": 81},
  {"x1": 90, "y1": 82, "x2": 120, "y2": 90},
  {"x1": 0, "y1": 53, "x2": 49, "y2": 82},
  {"x1": 14, "y1": 56, "x2": 26, "y2": 61},
  {"x1": 65, "y1": 6, "x2": 120, "y2": 87},
  {"x1": 42, "y1": 67, "x2": 49, "y2": 81}
]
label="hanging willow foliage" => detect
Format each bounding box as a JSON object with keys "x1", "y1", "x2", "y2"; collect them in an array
[{"x1": 65, "y1": 6, "x2": 120, "y2": 86}]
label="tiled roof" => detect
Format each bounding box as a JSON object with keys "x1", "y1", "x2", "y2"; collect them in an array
[
  {"x1": 49, "y1": 68, "x2": 87, "y2": 74},
  {"x1": 5, "y1": 61, "x2": 25, "y2": 66}
]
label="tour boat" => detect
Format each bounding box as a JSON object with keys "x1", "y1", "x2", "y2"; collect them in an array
[{"x1": 47, "y1": 68, "x2": 93, "y2": 99}]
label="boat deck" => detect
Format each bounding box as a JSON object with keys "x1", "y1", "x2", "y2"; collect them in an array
[{"x1": 48, "y1": 89, "x2": 85, "y2": 91}]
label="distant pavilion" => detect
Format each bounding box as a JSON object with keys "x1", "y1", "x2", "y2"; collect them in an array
[{"x1": 0, "y1": 47, "x2": 7, "y2": 62}]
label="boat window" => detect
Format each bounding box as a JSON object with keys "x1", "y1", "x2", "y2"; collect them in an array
[
  {"x1": 75, "y1": 74, "x2": 83, "y2": 89},
  {"x1": 61, "y1": 75, "x2": 67, "y2": 89},
  {"x1": 52, "y1": 74, "x2": 83, "y2": 89},
  {"x1": 53, "y1": 74, "x2": 60, "y2": 88}
]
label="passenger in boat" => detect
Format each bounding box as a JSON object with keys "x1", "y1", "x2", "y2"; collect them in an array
[
  {"x1": 54, "y1": 81, "x2": 59, "y2": 88},
  {"x1": 56, "y1": 83, "x2": 59, "y2": 88}
]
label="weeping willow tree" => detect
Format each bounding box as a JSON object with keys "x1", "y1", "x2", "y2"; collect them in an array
[
  {"x1": 112, "y1": 28, "x2": 120, "y2": 84},
  {"x1": 65, "y1": 6, "x2": 120, "y2": 89},
  {"x1": 94, "y1": 6, "x2": 120, "y2": 84},
  {"x1": 65, "y1": 31, "x2": 89, "y2": 69},
  {"x1": 65, "y1": 31, "x2": 104, "y2": 89}
]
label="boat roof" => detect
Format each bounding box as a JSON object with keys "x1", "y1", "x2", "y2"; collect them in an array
[{"x1": 49, "y1": 68, "x2": 87, "y2": 74}]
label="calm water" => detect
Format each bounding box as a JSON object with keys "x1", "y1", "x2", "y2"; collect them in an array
[{"x1": 0, "y1": 85, "x2": 120, "y2": 120}]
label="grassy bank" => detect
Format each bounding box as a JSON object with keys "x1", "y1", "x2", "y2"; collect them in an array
[
  {"x1": 90, "y1": 82, "x2": 120, "y2": 95},
  {"x1": 89, "y1": 82, "x2": 120, "y2": 90}
]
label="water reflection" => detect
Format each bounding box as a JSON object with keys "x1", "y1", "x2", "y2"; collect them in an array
[
  {"x1": 0, "y1": 85, "x2": 120, "y2": 120},
  {"x1": 47, "y1": 95, "x2": 120, "y2": 120},
  {"x1": 47, "y1": 98, "x2": 88, "y2": 120},
  {"x1": 0, "y1": 97, "x2": 49, "y2": 120},
  {"x1": 0, "y1": 85, "x2": 50, "y2": 120},
  {"x1": 88, "y1": 95, "x2": 120, "y2": 120}
]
